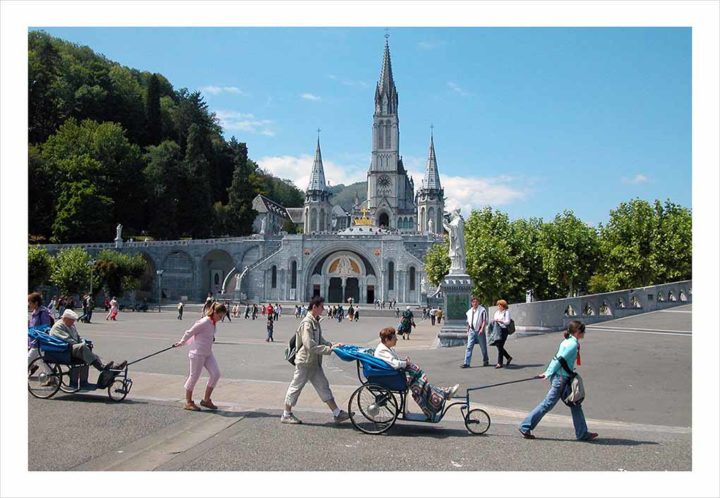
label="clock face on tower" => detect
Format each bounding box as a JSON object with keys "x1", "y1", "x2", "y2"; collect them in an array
[{"x1": 378, "y1": 175, "x2": 392, "y2": 194}]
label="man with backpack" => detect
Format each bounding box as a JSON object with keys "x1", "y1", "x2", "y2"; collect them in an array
[{"x1": 281, "y1": 296, "x2": 351, "y2": 425}]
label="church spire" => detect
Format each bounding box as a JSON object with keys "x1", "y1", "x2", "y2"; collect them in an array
[
  {"x1": 307, "y1": 135, "x2": 328, "y2": 192},
  {"x1": 423, "y1": 129, "x2": 442, "y2": 191},
  {"x1": 375, "y1": 34, "x2": 398, "y2": 115}
]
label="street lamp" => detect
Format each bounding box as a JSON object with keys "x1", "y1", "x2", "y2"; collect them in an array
[
  {"x1": 89, "y1": 259, "x2": 96, "y2": 296},
  {"x1": 156, "y1": 270, "x2": 164, "y2": 312}
]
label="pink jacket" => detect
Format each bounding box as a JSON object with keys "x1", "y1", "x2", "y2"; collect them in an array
[{"x1": 178, "y1": 316, "x2": 217, "y2": 356}]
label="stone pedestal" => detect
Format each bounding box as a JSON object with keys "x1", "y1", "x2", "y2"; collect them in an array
[{"x1": 437, "y1": 273, "x2": 472, "y2": 347}]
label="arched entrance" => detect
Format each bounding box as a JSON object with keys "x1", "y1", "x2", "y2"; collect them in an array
[
  {"x1": 378, "y1": 212, "x2": 390, "y2": 228},
  {"x1": 306, "y1": 249, "x2": 378, "y2": 304},
  {"x1": 201, "y1": 249, "x2": 234, "y2": 296}
]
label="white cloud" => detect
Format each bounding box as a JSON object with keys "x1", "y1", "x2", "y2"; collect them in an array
[
  {"x1": 301, "y1": 93, "x2": 321, "y2": 101},
  {"x1": 621, "y1": 174, "x2": 649, "y2": 185},
  {"x1": 256, "y1": 154, "x2": 367, "y2": 190},
  {"x1": 200, "y1": 85, "x2": 248, "y2": 96},
  {"x1": 447, "y1": 81, "x2": 472, "y2": 97},
  {"x1": 407, "y1": 168, "x2": 527, "y2": 217},
  {"x1": 328, "y1": 74, "x2": 370, "y2": 88},
  {"x1": 215, "y1": 110, "x2": 275, "y2": 137},
  {"x1": 418, "y1": 40, "x2": 446, "y2": 50}
]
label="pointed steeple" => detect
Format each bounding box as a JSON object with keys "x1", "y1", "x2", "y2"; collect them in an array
[
  {"x1": 307, "y1": 136, "x2": 328, "y2": 192},
  {"x1": 375, "y1": 35, "x2": 398, "y2": 115},
  {"x1": 423, "y1": 130, "x2": 442, "y2": 191}
]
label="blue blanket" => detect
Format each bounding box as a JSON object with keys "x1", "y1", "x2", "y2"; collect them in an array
[
  {"x1": 28, "y1": 326, "x2": 70, "y2": 353},
  {"x1": 333, "y1": 345, "x2": 398, "y2": 378}
]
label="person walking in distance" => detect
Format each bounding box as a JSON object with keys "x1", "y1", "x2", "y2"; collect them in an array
[
  {"x1": 461, "y1": 296, "x2": 489, "y2": 368},
  {"x1": 281, "y1": 296, "x2": 351, "y2": 425},
  {"x1": 177, "y1": 301, "x2": 184, "y2": 320},
  {"x1": 518, "y1": 320, "x2": 598, "y2": 441},
  {"x1": 174, "y1": 302, "x2": 227, "y2": 411},
  {"x1": 489, "y1": 299, "x2": 513, "y2": 368},
  {"x1": 266, "y1": 312, "x2": 274, "y2": 342}
]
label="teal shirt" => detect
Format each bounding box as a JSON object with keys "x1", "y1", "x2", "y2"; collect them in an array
[{"x1": 543, "y1": 336, "x2": 579, "y2": 378}]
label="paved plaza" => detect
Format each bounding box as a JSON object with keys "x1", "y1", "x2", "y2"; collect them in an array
[{"x1": 28, "y1": 305, "x2": 692, "y2": 471}]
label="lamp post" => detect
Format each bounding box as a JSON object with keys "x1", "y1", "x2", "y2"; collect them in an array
[
  {"x1": 156, "y1": 270, "x2": 164, "y2": 312},
  {"x1": 89, "y1": 259, "x2": 96, "y2": 296}
]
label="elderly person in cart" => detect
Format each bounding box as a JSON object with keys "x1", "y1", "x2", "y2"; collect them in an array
[{"x1": 49, "y1": 309, "x2": 126, "y2": 387}]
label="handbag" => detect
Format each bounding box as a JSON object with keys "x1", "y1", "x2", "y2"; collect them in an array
[
  {"x1": 556, "y1": 356, "x2": 585, "y2": 406},
  {"x1": 506, "y1": 319, "x2": 516, "y2": 335}
]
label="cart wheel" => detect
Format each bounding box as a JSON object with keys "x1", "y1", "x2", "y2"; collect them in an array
[
  {"x1": 107, "y1": 377, "x2": 131, "y2": 402},
  {"x1": 348, "y1": 384, "x2": 399, "y2": 435},
  {"x1": 464, "y1": 408, "x2": 491, "y2": 435},
  {"x1": 28, "y1": 358, "x2": 61, "y2": 399},
  {"x1": 58, "y1": 365, "x2": 80, "y2": 393}
]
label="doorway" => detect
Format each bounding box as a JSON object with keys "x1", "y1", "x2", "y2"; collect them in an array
[
  {"x1": 328, "y1": 278, "x2": 343, "y2": 303},
  {"x1": 366, "y1": 285, "x2": 375, "y2": 304},
  {"x1": 344, "y1": 278, "x2": 360, "y2": 303}
]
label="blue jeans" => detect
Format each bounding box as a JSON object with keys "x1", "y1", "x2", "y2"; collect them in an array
[
  {"x1": 519, "y1": 374, "x2": 589, "y2": 440},
  {"x1": 464, "y1": 331, "x2": 489, "y2": 365}
]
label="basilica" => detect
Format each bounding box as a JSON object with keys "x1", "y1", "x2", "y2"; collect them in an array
[
  {"x1": 244, "y1": 38, "x2": 447, "y2": 304},
  {"x1": 43, "y1": 39, "x2": 449, "y2": 306}
]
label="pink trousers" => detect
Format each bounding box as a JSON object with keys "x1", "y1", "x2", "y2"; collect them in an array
[{"x1": 184, "y1": 352, "x2": 220, "y2": 392}]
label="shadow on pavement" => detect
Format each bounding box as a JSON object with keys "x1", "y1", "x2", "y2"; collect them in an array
[{"x1": 36, "y1": 394, "x2": 150, "y2": 405}]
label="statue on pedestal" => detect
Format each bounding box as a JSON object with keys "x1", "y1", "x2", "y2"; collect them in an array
[
  {"x1": 442, "y1": 209, "x2": 466, "y2": 275},
  {"x1": 428, "y1": 219, "x2": 434, "y2": 234}
]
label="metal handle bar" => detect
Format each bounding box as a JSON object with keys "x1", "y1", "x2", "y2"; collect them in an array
[
  {"x1": 466, "y1": 376, "x2": 539, "y2": 393},
  {"x1": 127, "y1": 344, "x2": 177, "y2": 367}
]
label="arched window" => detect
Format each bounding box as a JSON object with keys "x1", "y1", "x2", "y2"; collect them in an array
[
  {"x1": 291, "y1": 261, "x2": 297, "y2": 289},
  {"x1": 388, "y1": 262, "x2": 395, "y2": 291},
  {"x1": 377, "y1": 124, "x2": 383, "y2": 149},
  {"x1": 420, "y1": 207, "x2": 426, "y2": 230},
  {"x1": 319, "y1": 208, "x2": 326, "y2": 232},
  {"x1": 271, "y1": 266, "x2": 277, "y2": 289},
  {"x1": 385, "y1": 121, "x2": 391, "y2": 149},
  {"x1": 409, "y1": 267, "x2": 416, "y2": 291}
]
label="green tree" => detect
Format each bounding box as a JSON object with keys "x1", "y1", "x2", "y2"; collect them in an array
[
  {"x1": 596, "y1": 198, "x2": 691, "y2": 289},
  {"x1": 51, "y1": 246, "x2": 91, "y2": 295},
  {"x1": 94, "y1": 249, "x2": 147, "y2": 298},
  {"x1": 144, "y1": 73, "x2": 162, "y2": 146},
  {"x1": 423, "y1": 240, "x2": 450, "y2": 288},
  {"x1": 52, "y1": 179, "x2": 115, "y2": 243},
  {"x1": 509, "y1": 217, "x2": 556, "y2": 301},
  {"x1": 179, "y1": 123, "x2": 213, "y2": 238},
  {"x1": 28, "y1": 246, "x2": 54, "y2": 292},
  {"x1": 226, "y1": 140, "x2": 258, "y2": 236},
  {"x1": 28, "y1": 144, "x2": 56, "y2": 241},
  {"x1": 538, "y1": 210, "x2": 599, "y2": 297},
  {"x1": 143, "y1": 140, "x2": 184, "y2": 239},
  {"x1": 28, "y1": 31, "x2": 64, "y2": 143},
  {"x1": 462, "y1": 207, "x2": 520, "y2": 305}
]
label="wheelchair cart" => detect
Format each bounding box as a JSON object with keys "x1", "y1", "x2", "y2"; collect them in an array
[
  {"x1": 27, "y1": 326, "x2": 174, "y2": 402},
  {"x1": 334, "y1": 345, "x2": 491, "y2": 435}
]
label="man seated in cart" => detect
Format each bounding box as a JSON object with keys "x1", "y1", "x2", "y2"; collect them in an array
[
  {"x1": 374, "y1": 327, "x2": 459, "y2": 421},
  {"x1": 49, "y1": 309, "x2": 127, "y2": 388}
]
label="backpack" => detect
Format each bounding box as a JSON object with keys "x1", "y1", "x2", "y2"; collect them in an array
[
  {"x1": 284, "y1": 324, "x2": 303, "y2": 365},
  {"x1": 556, "y1": 355, "x2": 585, "y2": 406}
]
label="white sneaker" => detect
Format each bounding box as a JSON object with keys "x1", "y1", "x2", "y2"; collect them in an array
[
  {"x1": 333, "y1": 410, "x2": 352, "y2": 423},
  {"x1": 281, "y1": 413, "x2": 302, "y2": 424},
  {"x1": 447, "y1": 384, "x2": 460, "y2": 399}
]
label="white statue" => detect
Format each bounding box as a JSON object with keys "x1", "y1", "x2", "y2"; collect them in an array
[
  {"x1": 428, "y1": 219, "x2": 434, "y2": 234},
  {"x1": 115, "y1": 224, "x2": 123, "y2": 241},
  {"x1": 260, "y1": 216, "x2": 267, "y2": 235},
  {"x1": 420, "y1": 276, "x2": 428, "y2": 294},
  {"x1": 442, "y1": 209, "x2": 466, "y2": 275}
]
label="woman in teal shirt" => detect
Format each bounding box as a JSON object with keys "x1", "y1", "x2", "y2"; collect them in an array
[{"x1": 519, "y1": 320, "x2": 598, "y2": 441}]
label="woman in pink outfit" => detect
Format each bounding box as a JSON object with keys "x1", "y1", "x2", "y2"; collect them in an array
[{"x1": 174, "y1": 302, "x2": 227, "y2": 411}]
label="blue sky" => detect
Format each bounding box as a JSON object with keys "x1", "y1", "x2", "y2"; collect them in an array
[{"x1": 35, "y1": 27, "x2": 691, "y2": 226}]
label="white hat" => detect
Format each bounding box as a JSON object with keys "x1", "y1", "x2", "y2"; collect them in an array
[
  {"x1": 61, "y1": 309, "x2": 79, "y2": 320},
  {"x1": 406, "y1": 306, "x2": 411, "y2": 310}
]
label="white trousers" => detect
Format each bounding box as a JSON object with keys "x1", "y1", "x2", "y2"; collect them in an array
[{"x1": 284, "y1": 363, "x2": 334, "y2": 407}]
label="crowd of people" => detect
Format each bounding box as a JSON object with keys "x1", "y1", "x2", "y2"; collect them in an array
[{"x1": 28, "y1": 290, "x2": 597, "y2": 441}]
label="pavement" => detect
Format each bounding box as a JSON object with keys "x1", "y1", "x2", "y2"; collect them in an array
[{"x1": 27, "y1": 304, "x2": 692, "y2": 471}]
